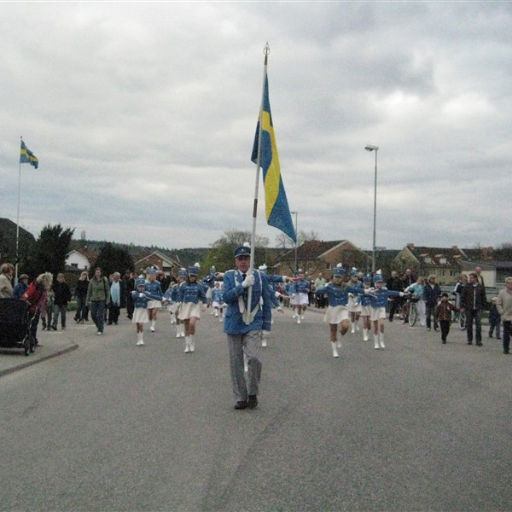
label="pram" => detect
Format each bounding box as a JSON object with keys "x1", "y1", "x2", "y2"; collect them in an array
[{"x1": 0, "y1": 298, "x2": 36, "y2": 356}]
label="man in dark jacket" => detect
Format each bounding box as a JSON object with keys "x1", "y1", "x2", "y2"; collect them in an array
[
  {"x1": 51, "y1": 273, "x2": 72, "y2": 330},
  {"x1": 461, "y1": 272, "x2": 486, "y2": 346},
  {"x1": 386, "y1": 270, "x2": 403, "y2": 322},
  {"x1": 423, "y1": 275, "x2": 441, "y2": 331}
]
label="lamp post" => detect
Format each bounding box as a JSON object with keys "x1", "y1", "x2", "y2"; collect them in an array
[
  {"x1": 291, "y1": 210, "x2": 298, "y2": 272},
  {"x1": 365, "y1": 145, "x2": 379, "y2": 274}
]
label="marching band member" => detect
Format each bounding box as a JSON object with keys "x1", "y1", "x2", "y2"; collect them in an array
[
  {"x1": 131, "y1": 278, "x2": 151, "y2": 346},
  {"x1": 177, "y1": 266, "x2": 207, "y2": 353},
  {"x1": 289, "y1": 269, "x2": 310, "y2": 324},
  {"x1": 223, "y1": 244, "x2": 272, "y2": 410},
  {"x1": 314, "y1": 265, "x2": 364, "y2": 358},
  {"x1": 368, "y1": 272, "x2": 406, "y2": 349},
  {"x1": 347, "y1": 268, "x2": 362, "y2": 334},
  {"x1": 211, "y1": 281, "x2": 225, "y2": 320},
  {"x1": 359, "y1": 274, "x2": 373, "y2": 341},
  {"x1": 145, "y1": 267, "x2": 163, "y2": 333}
]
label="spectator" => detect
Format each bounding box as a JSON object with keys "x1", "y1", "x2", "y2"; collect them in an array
[
  {"x1": 453, "y1": 274, "x2": 468, "y2": 311},
  {"x1": 404, "y1": 276, "x2": 426, "y2": 326},
  {"x1": 13, "y1": 273, "x2": 29, "y2": 299},
  {"x1": 496, "y1": 277, "x2": 512, "y2": 355},
  {"x1": 314, "y1": 273, "x2": 327, "y2": 308},
  {"x1": 488, "y1": 297, "x2": 501, "y2": 340},
  {"x1": 22, "y1": 272, "x2": 53, "y2": 345},
  {"x1": 124, "y1": 270, "x2": 135, "y2": 320},
  {"x1": 0, "y1": 263, "x2": 14, "y2": 298},
  {"x1": 460, "y1": 272, "x2": 486, "y2": 346},
  {"x1": 86, "y1": 267, "x2": 110, "y2": 336},
  {"x1": 108, "y1": 272, "x2": 124, "y2": 325},
  {"x1": 386, "y1": 270, "x2": 403, "y2": 322},
  {"x1": 74, "y1": 271, "x2": 89, "y2": 323},
  {"x1": 51, "y1": 273, "x2": 72, "y2": 331},
  {"x1": 435, "y1": 293, "x2": 456, "y2": 344},
  {"x1": 402, "y1": 268, "x2": 416, "y2": 289},
  {"x1": 474, "y1": 266, "x2": 488, "y2": 308},
  {"x1": 423, "y1": 275, "x2": 441, "y2": 331}
]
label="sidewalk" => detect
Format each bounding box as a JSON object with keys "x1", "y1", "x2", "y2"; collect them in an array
[{"x1": 0, "y1": 326, "x2": 79, "y2": 378}]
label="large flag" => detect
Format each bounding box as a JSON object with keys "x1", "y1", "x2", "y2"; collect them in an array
[
  {"x1": 251, "y1": 73, "x2": 296, "y2": 243},
  {"x1": 20, "y1": 140, "x2": 38, "y2": 169}
]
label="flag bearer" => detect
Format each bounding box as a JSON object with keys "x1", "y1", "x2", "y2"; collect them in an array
[{"x1": 223, "y1": 244, "x2": 272, "y2": 410}]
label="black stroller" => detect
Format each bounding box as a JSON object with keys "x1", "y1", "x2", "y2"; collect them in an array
[{"x1": 0, "y1": 298, "x2": 36, "y2": 356}]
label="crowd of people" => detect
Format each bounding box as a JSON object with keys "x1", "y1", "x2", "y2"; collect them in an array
[{"x1": 1, "y1": 254, "x2": 511, "y2": 410}]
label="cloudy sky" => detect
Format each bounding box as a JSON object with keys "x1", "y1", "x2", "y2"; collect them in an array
[{"x1": 1, "y1": 1, "x2": 511, "y2": 251}]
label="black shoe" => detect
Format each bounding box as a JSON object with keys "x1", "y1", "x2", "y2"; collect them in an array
[
  {"x1": 51, "y1": 325, "x2": 57, "y2": 331},
  {"x1": 467, "y1": 342, "x2": 473, "y2": 345},
  {"x1": 476, "y1": 342, "x2": 483, "y2": 346},
  {"x1": 248, "y1": 395, "x2": 258, "y2": 409},
  {"x1": 234, "y1": 401, "x2": 248, "y2": 410}
]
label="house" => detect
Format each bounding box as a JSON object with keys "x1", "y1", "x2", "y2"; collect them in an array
[
  {"x1": 134, "y1": 250, "x2": 181, "y2": 274},
  {"x1": 65, "y1": 249, "x2": 96, "y2": 271},
  {"x1": 271, "y1": 240, "x2": 370, "y2": 278},
  {"x1": 393, "y1": 244, "x2": 466, "y2": 285}
]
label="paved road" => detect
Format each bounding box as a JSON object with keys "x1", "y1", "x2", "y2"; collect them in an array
[{"x1": 1, "y1": 309, "x2": 511, "y2": 511}]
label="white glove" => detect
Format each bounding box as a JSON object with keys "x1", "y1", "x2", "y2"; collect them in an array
[
  {"x1": 139, "y1": 293, "x2": 145, "y2": 298},
  {"x1": 242, "y1": 272, "x2": 255, "y2": 288}
]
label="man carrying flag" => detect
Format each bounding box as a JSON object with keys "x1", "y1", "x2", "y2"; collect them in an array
[{"x1": 20, "y1": 140, "x2": 38, "y2": 169}]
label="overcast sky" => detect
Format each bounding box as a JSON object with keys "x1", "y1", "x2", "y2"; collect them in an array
[{"x1": 1, "y1": 1, "x2": 511, "y2": 251}]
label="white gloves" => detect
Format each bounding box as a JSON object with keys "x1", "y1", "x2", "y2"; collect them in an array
[
  {"x1": 139, "y1": 293, "x2": 145, "y2": 298},
  {"x1": 242, "y1": 272, "x2": 255, "y2": 288}
]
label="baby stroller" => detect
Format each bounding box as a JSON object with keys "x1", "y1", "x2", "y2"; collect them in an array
[{"x1": 0, "y1": 298, "x2": 36, "y2": 356}]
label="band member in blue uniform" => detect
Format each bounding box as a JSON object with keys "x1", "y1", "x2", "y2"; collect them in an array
[
  {"x1": 132, "y1": 278, "x2": 151, "y2": 346},
  {"x1": 145, "y1": 267, "x2": 163, "y2": 333},
  {"x1": 178, "y1": 266, "x2": 207, "y2": 353},
  {"x1": 368, "y1": 273, "x2": 406, "y2": 349},
  {"x1": 223, "y1": 244, "x2": 272, "y2": 410},
  {"x1": 289, "y1": 269, "x2": 310, "y2": 324},
  {"x1": 347, "y1": 268, "x2": 362, "y2": 334},
  {"x1": 211, "y1": 281, "x2": 225, "y2": 320},
  {"x1": 359, "y1": 274, "x2": 373, "y2": 341},
  {"x1": 315, "y1": 265, "x2": 364, "y2": 358}
]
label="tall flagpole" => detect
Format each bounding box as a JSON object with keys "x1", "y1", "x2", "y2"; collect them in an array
[
  {"x1": 15, "y1": 136, "x2": 23, "y2": 284},
  {"x1": 244, "y1": 42, "x2": 269, "y2": 325}
]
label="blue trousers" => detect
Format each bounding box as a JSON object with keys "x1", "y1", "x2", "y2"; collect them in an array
[{"x1": 90, "y1": 301, "x2": 106, "y2": 333}]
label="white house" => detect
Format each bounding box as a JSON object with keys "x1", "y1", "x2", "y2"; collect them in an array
[{"x1": 65, "y1": 250, "x2": 92, "y2": 271}]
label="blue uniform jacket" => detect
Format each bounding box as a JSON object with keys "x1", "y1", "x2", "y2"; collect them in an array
[
  {"x1": 131, "y1": 290, "x2": 151, "y2": 309},
  {"x1": 179, "y1": 282, "x2": 207, "y2": 305},
  {"x1": 144, "y1": 281, "x2": 163, "y2": 301},
  {"x1": 289, "y1": 279, "x2": 310, "y2": 294},
  {"x1": 368, "y1": 288, "x2": 402, "y2": 308},
  {"x1": 315, "y1": 283, "x2": 363, "y2": 307},
  {"x1": 223, "y1": 269, "x2": 272, "y2": 335},
  {"x1": 212, "y1": 288, "x2": 224, "y2": 303}
]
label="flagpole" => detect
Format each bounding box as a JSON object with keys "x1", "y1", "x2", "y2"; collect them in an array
[
  {"x1": 15, "y1": 136, "x2": 23, "y2": 284},
  {"x1": 244, "y1": 42, "x2": 270, "y2": 324}
]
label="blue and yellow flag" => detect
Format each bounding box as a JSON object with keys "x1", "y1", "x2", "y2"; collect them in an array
[
  {"x1": 20, "y1": 140, "x2": 38, "y2": 169},
  {"x1": 251, "y1": 73, "x2": 296, "y2": 243}
]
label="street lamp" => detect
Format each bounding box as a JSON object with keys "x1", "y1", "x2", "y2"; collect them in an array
[
  {"x1": 291, "y1": 210, "x2": 298, "y2": 272},
  {"x1": 365, "y1": 145, "x2": 379, "y2": 274}
]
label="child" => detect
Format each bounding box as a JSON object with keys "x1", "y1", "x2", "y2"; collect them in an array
[
  {"x1": 132, "y1": 278, "x2": 151, "y2": 346},
  {"x1": 314, "y1": 265, "x2": 364, "y2": 358},
  {"x1": 162, "y1": 277, "x2": 178, "y2": 326},
  {"x1": 368, "y1": 273, "x2": 405, "y2": 349},
  {"x1": 347, "y1": 268, "x2": 362, "y2": 334},
  {"x1": 211, "y1": 281, "x2": 225, "y2": 320},
  {"x1": 177, "y1": 266, "x2": 207, "y2": 353},
  {"x1": 359, "y1": 275, "x2": 373, "y2": 342},
  {"x1": 289, "y1": 269, "x2": 310, "y2": 324},
  {"x1": 145, "y1": 267, "x2": 163, "y2": 333},
  {"x1": 435, "y1": 293, "x2": 456, "y2": 344},
  {"x1": 488, "y1": 297, "x2": 501, "y2": 340}
]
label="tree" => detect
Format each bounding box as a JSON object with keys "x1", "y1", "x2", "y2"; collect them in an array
[
  {"x1": 201, "y1": 230, "x2": 269, "y2": 272},
  {"x1": 94, "y1": 243, "x2": 134, "y2": 277},
  {"x1": 28, "y1": 224, "x2": 74, "y2": 277}
]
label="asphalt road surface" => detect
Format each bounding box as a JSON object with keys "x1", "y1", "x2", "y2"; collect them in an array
[{"x1": 1, "y1": 308, "x2": 511, "y2": 511}]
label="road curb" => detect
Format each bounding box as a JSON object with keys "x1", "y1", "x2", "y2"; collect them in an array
[{"x1": 0, "y1": 343, "x2": 79, "y2": 378}]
